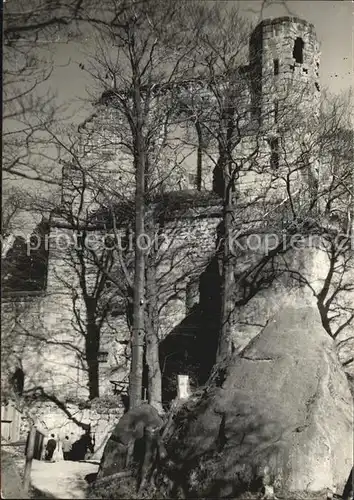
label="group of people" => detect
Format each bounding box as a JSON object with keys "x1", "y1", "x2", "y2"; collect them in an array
[
  {"x1": 44, "y1": 433, "x2": 73, "y2": 462},
  {"x1": 44, "y1": 431, "x2": 95, "y2": 462}
]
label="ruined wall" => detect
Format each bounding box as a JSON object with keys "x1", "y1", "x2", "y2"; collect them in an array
[
  {"x1": 250, "y1": 17, "x2": 321, "y2": 120},
  {"x1": 21, "y1": 400, "x2": 124, "y2": 460},
  {"x1": 1, "y1": 225, "x2": 130, "y2": 401},
  {"x1": 157, "y1": 206, "x2": 221, "y2": 338},
  {"x1": 42, "y1": 225, "x2": 131, "y2": 398},
  {"x1": 2, "y1": 197, "x2": 223, "y2": 404},
  {"x1": 1, "y1": 291, "x2": 89, "y2": 399}
]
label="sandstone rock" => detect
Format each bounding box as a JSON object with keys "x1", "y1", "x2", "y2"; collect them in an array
[
  {"x1": 164, "y1": 305, "x2": 353, "y2": 498},
  {"x1": 97, "y1": 403, "x2": 164, "y2": 479},
  {"x1": 1, "y1": 450, "x2": 29, "y2": 499}
]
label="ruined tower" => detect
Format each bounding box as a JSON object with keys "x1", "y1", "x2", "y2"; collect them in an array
[
  {"x1": 245, "y1": 17, "x2": 322, "y2": 210},
  {"x1": 249, "y1": 17, "x2": 321, "y2": 132}
]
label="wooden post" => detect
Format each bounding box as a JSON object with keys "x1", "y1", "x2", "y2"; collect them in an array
[{"x1": 23, "y1": 426, "x2": 36, "y2": 493}]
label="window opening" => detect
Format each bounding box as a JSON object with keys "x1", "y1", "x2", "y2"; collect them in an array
[
  {"x1": 11, "y1": 368, "x2": 24, "y2": 396},
  {"x1": 273, "y1": 59, "x2": 279, "y2": 75},
  {"x1": 293, "y1": 37, "x2": 304, "y2": 64},
  {"x1": 273, "y1": 25, "x2": 281, "y2": 37},
  {"x1": 98, "y1": 351, "x2": 108, "y2": 363},
  {"x1": 188, "y1": 173, "x2": 198, "y2": 188}
]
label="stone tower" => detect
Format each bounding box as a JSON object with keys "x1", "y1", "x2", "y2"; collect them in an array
[{"x1": 249, "y1": 17, "x2": 321, "y2": 131}]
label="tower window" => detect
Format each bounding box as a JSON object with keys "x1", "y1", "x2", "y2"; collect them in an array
[
  {"x1": 273, "y1": 25, "x2": 281, "y2": 37},
  {"x1": 315, "y1": 82, "x2": 320, "y2": 91},
  {"x1": 111, "y1": 302, "x2": 125, "y2": 317},
  {"x1": 273, "y1": 59, "x2": 279, "y2": 75},
  {"x1": 269, "y1": 138, "x2": 280, "y2": 168},
  {"x1": 293, "y1": 37, "x2": 304, "y2": 64}
]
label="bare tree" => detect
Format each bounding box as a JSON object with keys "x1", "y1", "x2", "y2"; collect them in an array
[
  {"x1": 281, "y1": 92, "x2": 354, "y2": 369},
  {"x1": 79, "y1": 0, "x2": 213, "y2": 410},
  {"x1": 2, "y1": 0, "x2": 124, "y2": 186},
  {"x1": 173, "y1": 6, "x2": 354, "y2": 368},
  {"x1": 170, "y1": 5, "x2": 276, "y2": 361},
  {"x1": 1, "y1": 187, "x2": 35, "y2": 263}
]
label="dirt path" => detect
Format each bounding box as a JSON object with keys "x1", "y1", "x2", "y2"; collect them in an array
[{"x1": 30, "y1": 460, "x2": 99, "y2": 499}]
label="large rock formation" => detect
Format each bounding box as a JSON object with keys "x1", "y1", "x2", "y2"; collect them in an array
[
  {"x1": 1, "y1": 450, "x2": 29, "y2": 499},
  {"x1": 162, "y1": 304, "x2": 353, "y2": 498},
  {"x1": 97, "y1": 403, "x2": 164, "y2": 479}
]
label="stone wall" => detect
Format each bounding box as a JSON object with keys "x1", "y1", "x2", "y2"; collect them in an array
[
  {"x1": 157, "y1": 207, "x2": 221, "y2": 338},
  {"x1": 21, "y1": 400, "x2": 124, "y2": 461},
  {"x1": 2, "y1": 197, "x2": 223, "y2": 404}
]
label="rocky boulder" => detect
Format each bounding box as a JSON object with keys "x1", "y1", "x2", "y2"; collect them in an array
[
  {"x1": 97, "y1": 403, "x2": 164, "y2": 480},
  {"x1": 1, "y1": 450, "x2": 29, "y2": 499},
  {"x1": 162, "y1": 305, "x2": 353, "y2": 498}
]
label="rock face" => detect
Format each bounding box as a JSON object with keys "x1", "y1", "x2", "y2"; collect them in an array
[
  {"x1": 1, "y1": 450, "x2": 29, "y2": 499},
  {"x1": 97, "y1": 403, "x2": 164, "y2": 479},
  {"x1": 164, "y1": 305, "x2": 353, "y2": 498}
]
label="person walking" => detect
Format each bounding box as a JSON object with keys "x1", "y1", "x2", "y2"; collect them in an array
[
  {"x1": 45, "y1": 434, "x2": 57, "y2": 462},
  {"x1": 62, "y1": 436, "x2": 72, "y2": 461},
  {"x1": 52, "y1": 438, "x2": 64, "y2": 462}
]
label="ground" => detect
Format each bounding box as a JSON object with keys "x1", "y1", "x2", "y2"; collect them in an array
[
  {"x1": 1, "y1": 444, "x2": 99, "y2": 499},
  {"x1": 30, "y1": 460, "x2": 99, "y2": 499},
  {"x1": 1, "y1": 449, "x2": 29, "y2": 499}
]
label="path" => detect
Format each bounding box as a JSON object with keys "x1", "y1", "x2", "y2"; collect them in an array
[{"x1": 30, "y1": 460, "x2": 99, "y2": 499}]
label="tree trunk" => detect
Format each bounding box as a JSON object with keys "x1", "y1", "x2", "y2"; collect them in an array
[
  {"x1": 86, "y1": 320, "x2": 100, "y2": 400},
  {"x1": 195, "y1": 120, "x2": 203, "y2": 191},
  {"x1": 217, "y1": 196, "x2": 234, "y2": 361},
  {"x1": 87, "y1": 361, "x2": 99, "y2": 400},
  {"x1": 129, "y1": 74, "x2": 146, "y2": 410},
  {"x1": 145, "y1": 217, "x2": 163, "y2": 413},
  {"x1": 216, "y1": 116, "x2": 236, "y2": 361}
]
